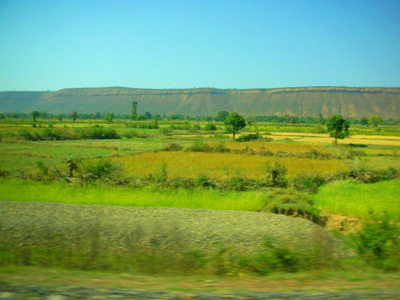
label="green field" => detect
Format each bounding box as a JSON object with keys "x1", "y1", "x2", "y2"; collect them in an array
[
  {"x1": 314, "y1": 179, "x2": 400, "y2": 221},
  {"x1": 1, "y1": 118, "x2": 400, "y2": 275}
]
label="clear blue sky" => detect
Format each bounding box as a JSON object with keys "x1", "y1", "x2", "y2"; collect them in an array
[{"x1": 1, "y1": 0, "x2": 399, "y2": 91}]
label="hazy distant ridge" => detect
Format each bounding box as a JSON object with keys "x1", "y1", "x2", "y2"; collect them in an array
[{"x1": 1, "y1": 86, "x2": 399, "y2": 118}]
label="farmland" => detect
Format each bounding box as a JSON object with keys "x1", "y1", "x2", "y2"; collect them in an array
[{"x1": 0, "y1": 117, "x2": 400, "y2": 277}]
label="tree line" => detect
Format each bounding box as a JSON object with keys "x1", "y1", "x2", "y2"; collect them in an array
[{"x1": 0, "y1": 110, "x2": 398, "y2": 126}]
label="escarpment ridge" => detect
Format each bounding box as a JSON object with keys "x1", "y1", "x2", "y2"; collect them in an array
[{"x1": 1, "y1": 86, "x2": 399, "y2": 118}]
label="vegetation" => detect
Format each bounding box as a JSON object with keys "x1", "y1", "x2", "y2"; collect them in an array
[
  {"x1": 31, "y1": 111, "x2": 39, "y2": 122},
  {"x1": 326, "y1": 115, "x2": 350, "y2": 145},
  {"x1": 368, "y1": 115, "x2": 384, "y2": 128},
  {"x1": 313, "y1": 179, "x2": 400, "y2": 221},
  {"x1": 0, "y1": 114, "x2": 399, "y2": 276},
  {"x1": 224, "y1": 112, "x2": 246, "y2": 139},
  {"x1": 215, "y1": 110, "x2": 229, "y2": 122},
  {"x1": 71, "y1": 110, "x2": 78, "y2": 122}
]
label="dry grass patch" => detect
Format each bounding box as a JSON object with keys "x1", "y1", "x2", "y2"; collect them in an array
[
  {"x1": 113, "y1": 152, "x2": 348, "y2": 180},
  {"x1": 226, "y1": 141, "x2": 329, "y2": 154}
]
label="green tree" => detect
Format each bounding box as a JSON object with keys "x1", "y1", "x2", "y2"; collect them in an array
[
  {"x1": 368, "y1": 115, "x2": 383, "y2": 128},
  {"x1": 215, "y1": 111, "x2": 229, "y2": 122},
  {"x1": 71, "y1": 110, "x2": 78, "y2": 122},
  {"x1": 318, "y1": 113, "x2": 325, "y2": 124},
  {"x1": 31, "y1": 111, "x2": 40, "y2": 122},
  {"x1": 57, "y1": 114, "x2": 63, "y2": 122},
  {"x1": 326, "y1": 115, "x2": 350, "y2": 145},
  {"x1": 360, "y1": 116, "x2": 368, "y2": 125},
  {"x1": 224, "y1": 112, "x2": 246, "y2": 139},
  {"x1": 132, "y1": 101, "x2": 138, "y2": 118},
  {"x1": 104, "y1": 112, "x2": 114, "y2": 122}
]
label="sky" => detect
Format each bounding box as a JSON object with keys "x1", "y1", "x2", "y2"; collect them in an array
[{"x1": 0, "y1": 0, "x2": 399, "y2": 91}]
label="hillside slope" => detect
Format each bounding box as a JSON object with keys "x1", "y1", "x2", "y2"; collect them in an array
[{"x1": 1, "y1": 86, "x2": 399, "y2": 118}]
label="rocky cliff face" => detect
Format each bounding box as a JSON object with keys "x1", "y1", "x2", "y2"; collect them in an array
[{"x1": 1, "y1": 86, "x2": 399, "y2": 118}]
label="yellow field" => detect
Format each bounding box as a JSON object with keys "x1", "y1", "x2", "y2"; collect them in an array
[
  {"x1": 225, "y1": 141, "x2": 330, "y2": 154},
  {"x1": 112, "y1": 152, "x2": 348, "y2": 180},
  {"x1": 269, "y1": 132, "x2": 400, "y2": 147}
]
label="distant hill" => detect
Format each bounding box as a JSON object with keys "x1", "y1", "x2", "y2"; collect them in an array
[{"x1": 1, "y1": 86, "x2": 400, "y2": 119}]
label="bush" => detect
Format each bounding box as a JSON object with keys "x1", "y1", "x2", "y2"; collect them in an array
[
  {"x1": 196, "y1": 175, "x2": 217, "y2": 188},
  {"x1": 123, "y1": 130, "x2": 148, "y2": 139},
  {"x1": 80, "y1": 159, "x2": 116, "y2": 181},
  {"x1": 189, "y1": 124, "x2": 201, "y2": 133},
  {"x1": 186, "y1": 140, "x2": 206, "y2": 152},
  {"x1": 204, "y1": 123, "x2": 217, "y2": 131},
  {"x1": 75, "y1": 128, "x2": 120, "y2": 139},
  {"x1": 127, "y1": 122, "x2": 159, "y2": 129},
  {"x1": 237, "y1": 132, "x2": 261, "y2": 142},
  {"x1": 19, "y1": 129, "x2": 41, "y2": 141},
  {"x1": 186, "y1": 141, "x2": 230, "y2": 153},
  {"x1": 355, "y1": 215, "x2": 400, "y2": 271},
  {"x1": 263, "y1": 188, "x2": 322, "y2": 224},
  {"x1": 346, "y1": 166, "x2": 399, "y2": 184},
  {"x1": 265, "y1": 160, "x2": 288, "y2": 188},
  {"x1": 162, "y1": 142, "x2": 183, "y2": 151},
  {"x1": 293, "y1": 173, "x2": 327, "y2": 192},
  {"x1": 159, "y1": 128, "x2": 172, "y2": 135}
]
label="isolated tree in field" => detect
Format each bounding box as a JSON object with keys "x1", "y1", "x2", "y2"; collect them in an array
[
  {"x1": 31, "y1": 111, "x2": 39, "y2": 122},
  {"x1": 224, "y1": 112, "x2": 246, "y2": 139},
  {"x1": 360, "y1": 116, "x2": 368, "y2": 125},
  {"x1": 326, "y1": 115, "x2": 350, "y2": 145},
  {"x1": 71, "y1": 111, "x2": 78, "y2": 121},
  {"x1": 132, "y1": 101, "x2": 138, "y2": 118},
  {"x1": 215, "y1": 111, "x2": 229, "y2": 122},
  {"x1": 368, "y1": 115, "x2": 383, "y2": 128},
  {"x1": 104, "y1": 112, "x2": 114, "y2": 122}
]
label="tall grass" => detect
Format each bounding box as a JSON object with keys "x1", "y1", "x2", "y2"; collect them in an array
[
  {"x1": 0, "y1": 179, "x2": 265, "y2": 211},
  {"x1": 313, "y1": 179, "x2": 400, "y2": 221}
]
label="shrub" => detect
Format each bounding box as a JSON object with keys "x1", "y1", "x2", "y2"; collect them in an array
[
  {"x1": 159, "y1": 128, "x2": 172, "y2": 135},
  {"x1": 75, "y1": 128, "x2": 120, "y2": 139},
  {"x1": 355, "y1": 215, "x2": 400, "y2": 271},
  {"x1": 162, "y1": 142, "x2": 183, "y2": 151},
  {"x1": 127, "y1": 122, "x2": 159, "y2": 129},
  {"x1": 196, "y1": 175, "x2": 217, "y2": 188},
  {"x1": 186, "y1": 140, "x2": 230, "y2": 153},
  {"x1": 80, "y1": 159, "x2": 116, "y2": 181},
  {"x1": 186, "y1": 140, "x2": 207, "y2": 152},
  {"x1": 263, "y1": 188, "x2": 322, "y2": 224},
  {"x1": 123, "y1": 130, "x2": 148, "y2": 139},
  {"x1": 42, "y1": 128, "x2": 70, "y2": 140},
  {"x1": 19, "y1": 129, "x2": 41, "y2": 141},
  {"x1": 204, "y1": 123, "x2": 217, "y2": 131},
  {"x1": 304, "y1": 148, "x2": 332, "y2": 159},
  {"x1": 227, "y1": 176, "x2": 247, "y2": 191},
  {"x1": 190, "y1": 124, "x2": 201, "y2": 133},
  {"x1": 211, "y1": 142, "x2": 230, "y2": 153},
  {"x1": 237, "y1": 132, "x2": 261, "y2": 142},
  {"x1": 293, "y1": 173, "x2": 327, "y2": 192},
  {"x1": 265, "y1": 160, "x2": 288, "y2": 188}
]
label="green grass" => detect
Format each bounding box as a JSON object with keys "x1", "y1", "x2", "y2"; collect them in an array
[
  {"x1": 1, "y1": 266, "x2": 399, "y2": 292},
  {"x1": 313, "y1": 179, "x2": 400, "y2": 221},
  {"x1": 0, "y1": 178, "x2": 266, "y2": 211}
]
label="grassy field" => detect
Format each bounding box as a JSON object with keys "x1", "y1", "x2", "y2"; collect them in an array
[
  {"x1": 313, "y1": 179, "x2": 400, "y2": 221},
  {"x1": 114, "y1": 152, "x2": 348, "y2": 180},
  {"x1": 0, "y1": 178, "x2": 266, "y2": 211},
  {"x1": 1, "y1": 119, "x2": 400, "y2": 276}
]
